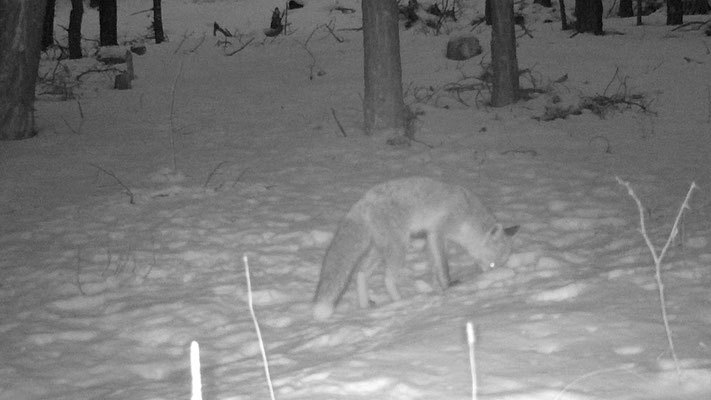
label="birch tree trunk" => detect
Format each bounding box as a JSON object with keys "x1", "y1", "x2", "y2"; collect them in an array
[
  {"x1": 362, "y1": 0, "x2": 407, "y2": 140},
  {"x1": 490, "y1": 0, "x2": 519, "y2": 107}
]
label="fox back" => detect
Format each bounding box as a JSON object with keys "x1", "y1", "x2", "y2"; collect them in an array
[{"x1": 313, "y1": 177, "x2": 516, "y2": 320}]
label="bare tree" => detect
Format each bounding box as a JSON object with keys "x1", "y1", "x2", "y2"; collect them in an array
[
  {"x1": 68, "y1": 0, "x2": 83, "y2": 59},
  {"x1": 575, "y1": 0, "x2": 603, "y2": 35},
  {"x1": 666, "y1": 0, "x2": 683, "y2": 25},
  {"x1": 618, "y1": 0, "x2": 633, "y2": 17},
  {"x1": 153, "y1": 0, "x2": 165, "y2": 44},
  {"x1": 490, "y1": 0, "x2": 519, "y2": 106},
  {"x1": 362, "y1": 0, "x2": 407, "y2": 140},
  {"x1": 0, "y1": 0, "x2": 46, "y2": 140},
  {"x1": 99, "y1": 0, "x2": 118, "y2": 46},
  {"x1": 41, "y1": 0, "x2": 56, "y2": 50}
]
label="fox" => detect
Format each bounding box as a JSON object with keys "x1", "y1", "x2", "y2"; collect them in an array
[{"x1": 313, "y1": 176, "x2": 518, "y2": 320}]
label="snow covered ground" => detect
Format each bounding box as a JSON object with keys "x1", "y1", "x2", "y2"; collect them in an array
[{"x1": 1, "y1": 0, "x2": 710, "y2": 399}]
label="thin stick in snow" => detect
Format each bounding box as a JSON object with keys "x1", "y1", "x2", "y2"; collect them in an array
[
  {"x1": 243, "y1": 255, "x2": 276, "y2": 400},
  {"x1": 330, "y1": 108, "x2": 347, "y2": 137},
  {"x1": 616, "y1": 177, "x2": 698, "y2": 381},
  {"x1": 190, "y1": 340, "x2": 203, "y2": 400},
  {"x1": 466, "y1": 321, "x2": 477, "y2": 400},
  {"x1": 89, "y1": 163, "x2": 135, "y2": 204},
  {"x1": 169, "y1": 59, "x2": 184, "y2": 172}
]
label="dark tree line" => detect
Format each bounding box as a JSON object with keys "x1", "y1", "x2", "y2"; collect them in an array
[{"x1": 41, "y1": 0, "x2": 166, "y2": 59}]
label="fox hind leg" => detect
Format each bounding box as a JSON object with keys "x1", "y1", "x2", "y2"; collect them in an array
[
  {"x1": 356, "y1": 245, "x2": 381, "y2": 308},
  {"x1": 384, "y1": 268, "x2": 402, "y2": 302},
  {"x1": 426, "y1": 230, "x2": 451, "y2": 291}
]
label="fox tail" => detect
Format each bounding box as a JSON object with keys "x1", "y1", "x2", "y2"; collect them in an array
[{"x1": 313, "y1": 216, "x2": 371, "y2": 320}]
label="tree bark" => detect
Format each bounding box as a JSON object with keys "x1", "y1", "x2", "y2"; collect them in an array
[
  {"x1": 68, "y1": 0, "x2": 83, "y2": 59},
  {"x1": 42, "y1": 0, "x2": 56, "y2": 50},
  {"x1": 99, "y1": 0, "x2": 118, "y2": 46},
  {"x1": 362, "y1": 0, "x2": 407, "y2": 139},
  {"x1": 618, "y1": 0, "x2": 633, "y2": 17},
  {"x1": 0, "y1": 0, "x2": 46, "y2": 140},
  {"x1": 575, "y1": 0, "x2": 604, "y2": 35},
  {"x1": 666, "y1": 0, "x2": 683, "y2": 25},
  {"x1": 485, "y1": 0, "x2": 491, "y2": 25},
  {"x1": 153, "y1": 0, "x2": 165, "y2": 44},
  {"x1": 490, "y1": 0, "x2": 519, "y2": 107},
  {"x1": 689, "y1": 0, "x2": 710, "y2": 14},
  {"x1": 559, "y1": 0, "x2": 568, "y2": 30}
]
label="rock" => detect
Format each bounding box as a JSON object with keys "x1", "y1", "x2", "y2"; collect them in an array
[
  {"x1": 114, "y1": 73, "x2": 131, "y2": 90},
  {"x1": 445, "y1": 35, "x2": 482, "y2": 61}
]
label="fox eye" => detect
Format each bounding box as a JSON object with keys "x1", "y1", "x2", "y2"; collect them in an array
[{"x1": 488, "y1": 261, "x2": 496, "y2": 269}]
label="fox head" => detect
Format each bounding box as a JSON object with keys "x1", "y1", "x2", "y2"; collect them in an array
[{"x1": 456, "y1": 222, "x2": 518, "y2": 271}]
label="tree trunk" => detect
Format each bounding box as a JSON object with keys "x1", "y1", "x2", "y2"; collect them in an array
[
  {"x1": 689, "y1": 0, "x2": 710, "y2": 14},
  {"x1": 0, "y1": 0, "x2": 46, "y2": 140},
  {"x1": 42, "y1": 0, "x2": 56, "y2": 50},
  {"x1": 618, "y1": 0, "x2": 633, "y2": 17},
  {"x1": 362, "y1": 0, "x2": 407, "y2": 139},
  {"x1": 153, "y1": 0, "x2": 165, "y2": 44},
  {"x1": 637, "y1": 0, "x2": 643, "y2": 25},
  {"x1": 559, "y1": 0, "x2": 568, "y2": 30},
  {"x1": 99, "y1": 0, "x2": 118, "y2": 46},
  {"x1": 575, "y1": 0, "x2": 604, "y2": 35},
  {"x1": 68, "y1": 0, "x2": 83, "y2": 59},
  {"x1": 490, "y1": 0, "x2": 519, "y2": 107},
  {"x1": 485, "y1": 0, "x2": 491, "y2": 25},
  {"x1": 666, "y1": 0, "x2": 683, "y2": 24}
]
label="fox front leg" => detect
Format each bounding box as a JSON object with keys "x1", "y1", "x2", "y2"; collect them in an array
[{"x1": 378, "y1": 239, "x2": 407, "y2": 303}]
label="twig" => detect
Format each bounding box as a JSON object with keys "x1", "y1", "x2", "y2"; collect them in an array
[
  {"x1": 76, "y1": 249, "x2": 86, "y2": 295},
  {"x1": 602, "y1": 66, "x2": 621, "y2": 97},
  {"x1": 243, "y1": 255, "x2": 276, "y2": 400},
  {"x1": 330, "y1": 108, "x2": 347, "y2": 137},
  {"x1": 616, "y1": 177, "x2": 698, "y2": 382},
  {"x1": 61, "y1": 116, "x2": 82, "y2": 135},
  {"x1": 174, "y1": 31, "x2": 190, "y2": 54},
  {"x1": 169, "y1": 59, "x2": 184, "y2": 172},
  {"x1": 89, "y1": 163, "x2": 135, "y2": 204},
  {"x1": 553, "y1": 365, "x2": 650, "y2": 400},
  {"x1": 188, "y1": 33, "x2": 206, "y2": 53},
  {"x1": 204, "y1": 161, "x2": 228, "y2": 188},
  {"x1": 323, "y1": 21, "x2": 344, "y2": 43},
  {"x1": 225, "y1": 37, "x2": 255, "y2": 56},
  {"x1": 410, "y1": 137, "x2": 435, "y2": 149},
  {"x1": 299, "y1": 26, "x2": 322, "y2": 80},
  {"x1": 75, "y1": 66, "x2": 123, "y2": 81},
  {"x1": 500, "y1": 148, "x2": 538, "y2": 157},
  {"x1": 670, "y1": 21, "x2": 706, "y2": 31},
  {"x1": 130, "y1": 7, "x2": 154, "y2": 16},
  {"x1": 466, "y1": 322, "x2": 477, "y2": 400}
]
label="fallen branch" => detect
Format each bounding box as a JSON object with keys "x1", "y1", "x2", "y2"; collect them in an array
[
  {"x1": 204, "y1": 161, "x2": 228, "y2": 188},
  {"x1": 616, "y1": 177, "x2": 698, "y2": 382},
  {"x1": 243, "y1": 255, "x2": 276, "y2": 400},
  {"x1": 90, "y1": 163, "x2": 135, "y2": 204},
  {"x1": 225, "y1": 37, "x2": 255, "y2": 56},
  {"x1": 330, "y1": 108, "x2": 347, "y2": 137}
]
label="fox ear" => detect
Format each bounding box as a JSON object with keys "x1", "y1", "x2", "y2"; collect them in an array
[{"x1": 503, "y1": 225, "x2": 519, "y2": 237}]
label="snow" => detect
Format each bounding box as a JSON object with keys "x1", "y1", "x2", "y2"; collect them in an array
[{"x1": 1, "y1": 0, "x2": 711, "y2": 399}]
